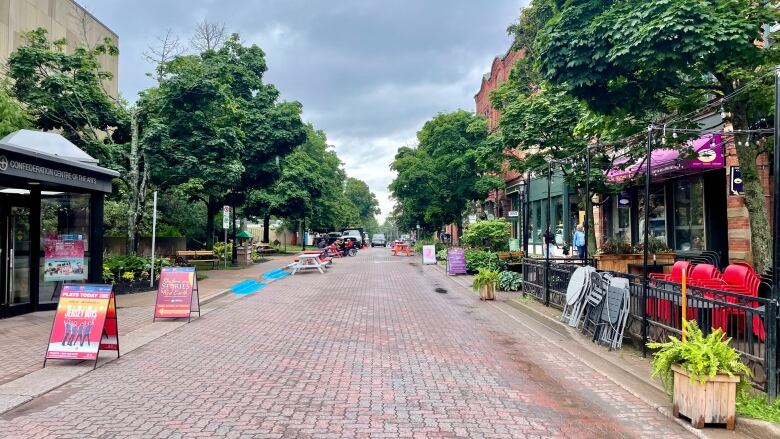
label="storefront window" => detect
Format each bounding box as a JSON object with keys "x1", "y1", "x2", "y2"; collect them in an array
[
  {"x1": 530, "y1": 200, "x2": 542, "y2": 244},
  {"x1": 614, "y1": 197, "x2": 631, "y2": 243},
  {"x1": 674, "y1": 178, "x2": 706, "y2": 251},
  {"x1": 39, "y1": 193, "x2": 91, "y2": 303},
  {"x1": 552, "y1": 196, "x2": 564, "y2": 246},
  {"x1": 638, "y1": 187, "x2": 667, "y2": 245}
]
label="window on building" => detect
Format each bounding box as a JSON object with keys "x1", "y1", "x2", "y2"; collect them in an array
[
  {"x1": 40, "y1": 193, "x2": 91, "y2": 303},
  {"x1": 638, "y1": 186, "x2": 667, "y2": 245},
  {"x1": 613, "y1": 196, "x2": 631, "y2": 243},
  {"x1": 674, "y1": 178, "x2": 706, "y2": 251}
]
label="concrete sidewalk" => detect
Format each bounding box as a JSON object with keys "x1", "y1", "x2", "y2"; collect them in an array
[{"x1": 0, "y1": 257, "x2": 293, "y2": 415}]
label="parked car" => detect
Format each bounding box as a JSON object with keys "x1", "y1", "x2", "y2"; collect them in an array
[
  {"x1": 341, "y1": 228, "x2": 366, "y2": 247},
  {"x1": 371, "y1": 233, "x2": 387, "y2": 247}
]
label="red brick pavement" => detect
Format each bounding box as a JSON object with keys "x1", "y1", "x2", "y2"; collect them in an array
[{"x1": 0, "y1": 249, "x2": 693, "y2": 438}]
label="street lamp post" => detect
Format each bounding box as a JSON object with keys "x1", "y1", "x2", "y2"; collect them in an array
[{"x1": 519, "y1": 178, "x2": 527, "y2": 255}]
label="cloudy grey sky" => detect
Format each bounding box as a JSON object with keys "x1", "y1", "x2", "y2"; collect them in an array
[{"x1": 80, "y1": 0, "x2": 525, "y2": 221}]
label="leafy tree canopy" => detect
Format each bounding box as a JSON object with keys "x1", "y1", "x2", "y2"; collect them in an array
[{"x1": 6, "y1": 28, "x2": 123, "y2": 161}]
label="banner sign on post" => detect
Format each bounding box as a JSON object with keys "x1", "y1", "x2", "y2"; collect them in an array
[
  {"x1": 44, "y1": 284, "x2": 119, "y2": 369},
  {"x1": 422, "y1": 245, "x2": 437, "y2": 265},
  {"x1": 447, "y1": 248, "x2": 467, "y2": 275},
  {"x1": 153, "y1": 267, "x2": 200, "y2": 322},
  {"x1": 222, "y1": 205, "x2": 230, "y2": 229},
  {"x1": 43, "y1": 238, "x2": 86, "y2": 282},
  {"x1": 730, "y1": 166, "x2": 744, "y2": 196}
]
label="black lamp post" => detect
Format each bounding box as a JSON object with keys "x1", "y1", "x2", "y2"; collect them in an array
[{"x1": 519, "y1": 178, "x2": 527, "y2": 255}]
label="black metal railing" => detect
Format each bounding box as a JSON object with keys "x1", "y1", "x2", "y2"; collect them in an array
[{"x1": 518, "y1": 258, "x2": 780, "y2": 400}]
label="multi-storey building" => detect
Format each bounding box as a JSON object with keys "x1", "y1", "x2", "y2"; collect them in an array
[{"x1": 0, "y1": 0, "x2": 119, "y2": 97}]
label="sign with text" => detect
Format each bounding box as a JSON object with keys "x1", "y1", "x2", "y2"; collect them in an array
[
  {"x1": 154, "y1": 267, "x2": 200, "y2": 321},
  {"x1": 447, "y1": 248, "x2": 467, "y2": 275},
  {"x1": 45, "y1": 284, "x2": 119, "y2": 365},
  {"x1": 43, "y1": 238, "x2": 86, "y2": 282},
  {"x1": 422, "y1": 245, "x2": 437, "y2": 265},
  {"x1": 508, "y1": 210, "x2": 519, "y2": 218},
  {"x1": 730, "y1": 166, "x2": 744, "y2": 196},
  {"x1": 222, "y1": 205, "x2": 230, "y2": 229},
  {"x1": 468, "y1": 214, "x2": 477, "y2": 225}
]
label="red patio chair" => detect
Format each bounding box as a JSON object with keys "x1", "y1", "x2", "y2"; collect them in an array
[{"x1": 646, "y1": 261, "x2": 692, "y2": 322}]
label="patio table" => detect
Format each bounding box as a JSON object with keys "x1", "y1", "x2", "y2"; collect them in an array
[
  {"x1": 290, "y1": 253, "x2": 327, "y2": 275},
  {"x1": 392, "y1": 243, "x2": 413, "y2": 256}
]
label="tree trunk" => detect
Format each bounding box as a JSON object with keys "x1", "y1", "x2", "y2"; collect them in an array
[
  {"x1": 263, "y1": 214, "x2": 271, "y2": 243},
  {"x1": 731, "y1": 101, "x2": 772, "y2": 272},
  {"x1": 206, "y1": 197, "x2": 219, "y2": 249},
  {"x1": 125, "y1": 107, "x2": 148, "y2": 255},
  {"x1": 456, "y1": 212, "x2": 464, "y2": 245}
]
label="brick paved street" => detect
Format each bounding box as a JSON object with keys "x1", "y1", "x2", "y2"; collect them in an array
[{"x1": 0, "y1": 249, "x2": 693, "y2": 438}]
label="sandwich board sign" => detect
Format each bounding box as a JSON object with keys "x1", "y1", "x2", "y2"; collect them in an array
[
  {"x1": 44, "y1": 284, "x2": 119, "y2": 369},
  {"x1": 422, "y1": 245, "x2": 437, "y2": 265},
  {"x1": 153, "y1": 267, "x2": 200, "y2": 322},
  {"x1": 447, "y1": 248, "x2": 467, "y2": 275}
]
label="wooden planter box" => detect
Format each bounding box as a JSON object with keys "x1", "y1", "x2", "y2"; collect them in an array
[
  {"x1": 480, "y1": 284, "x2": 496, "y2": 301},
  {"x1": 672, "y1": 364, "x2": 739, "y2": 430},
  {"x1": 595, "y1": 252, "x2": 675, "y2": 274}
]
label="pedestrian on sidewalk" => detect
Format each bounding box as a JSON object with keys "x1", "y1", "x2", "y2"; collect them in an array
[{"x1": 573, "y1": 224, "x2": 586, "y2": 259}]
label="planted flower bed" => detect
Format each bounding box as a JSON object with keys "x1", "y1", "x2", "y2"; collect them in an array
[{"x1": 103, "y1": 255, "x2": 173, "y2": 294}]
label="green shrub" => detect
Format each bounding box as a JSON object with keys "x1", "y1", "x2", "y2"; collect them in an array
[
  {"x1": 498, "y1": 271, "x2": 521, "y2": 291},
  {"x1": 436, "y1": 249, "x2": 448, "y2": 261},
  {"x1": 212, "y1": 241, "x2": 233, "y2": 260},
  {"x1": 103, "y1": 255, "x2": 171, "y2": 283},
  {"x1": 461, "y1": 219, "x2": 510, "y2": 251},
  {"x1": 647, "y1": 321, "x2": 752, "y2": 395},
  {"x1": 465, "y1": 249, "x2": 499, "y2": 272}
]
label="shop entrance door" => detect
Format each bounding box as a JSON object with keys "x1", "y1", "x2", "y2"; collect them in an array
[{"x1": 0, "y1": 197, "x2": 32, "y2": 317}]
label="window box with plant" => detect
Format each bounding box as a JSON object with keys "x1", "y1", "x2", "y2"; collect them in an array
[
  {"x1": 595, "y1": 238, "x2": 675, "y2": 274},
  {"x1": 472, "y1": 268, "x2": 499, "y2": 301},
  {"x1": 647, "y1": 322, "x2": 751, "y2": 430}
]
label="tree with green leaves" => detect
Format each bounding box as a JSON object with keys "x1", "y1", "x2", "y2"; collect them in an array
[
  {"x1": 7, "y1": 28, "x2": 123, "y2": 162},
  {"x1": 344, "y1": 177, "x2": 380, "y2": 233},
  {"x1": 536, "y1": 0, "x2": 780, "y2": 271},
  {"x1": 0, "y1": 84, "x2": 31, "y2": 138},
  {"x1": 389, "y1": 111, "x2": 503, "y2": 237},
  {"x1": 144, "y1": 33, "x2": 305, "y2": 247}
]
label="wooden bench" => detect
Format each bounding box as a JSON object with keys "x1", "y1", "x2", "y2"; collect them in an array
[
  {"x1": 175, "y1": 250, "x2": 220, "y2": 268},
  {"x1": 254, "y1": 244, "x2": 276, "y2": 261}
]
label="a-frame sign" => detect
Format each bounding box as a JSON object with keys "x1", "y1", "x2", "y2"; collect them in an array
[
  {"x1": 44, "y1": 284, "x2": 120, "y2": 369},
  {"x1": 153, "y1": 267, "x2": 200, "y2": 322}
]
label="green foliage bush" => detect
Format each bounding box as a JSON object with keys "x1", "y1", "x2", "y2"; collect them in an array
[
  {"x1": 436, "y1": 249, "x2": 448, "y2": 261},
  {"x1": 465, "y1": 249, "x2": 499, "y2": 273},
  {"x1": 498, "y1": 271, "x2": 521, "y2": 291},
  {"x1": 103, "y1": 255, "x2": 172, "y2": 283},
  {"x1": 647, "y1": 321, "x2": 752, "y2": 395},
  {"x1": 212, "y1": 241, "x2": 234, "y2": 261},
  {"x1": 461, "y1": 219, "x2": 510, "y2": 251}
]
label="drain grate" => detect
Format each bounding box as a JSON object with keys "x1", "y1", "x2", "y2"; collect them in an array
[{"x1": 434, "y1": 288, "x2": 448, "y2": 294}]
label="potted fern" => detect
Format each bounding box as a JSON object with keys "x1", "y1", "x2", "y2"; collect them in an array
[
  {"x1": 472, "y1": 268, "x2": 499, "y2": 301},
  {"x1": 647, "y1": 321, "x2": 751, "y2": 430}
]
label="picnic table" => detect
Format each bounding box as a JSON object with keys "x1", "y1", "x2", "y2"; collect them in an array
[
  {"x1": 290, "y1": 253, "x2": 328, "y2": 275},
  {"x1": 392, "y1": 243, "x2": 413, "y2": 256},
  {"x1": 175, "y1": 250, "x2": 219, "y2": 268}
]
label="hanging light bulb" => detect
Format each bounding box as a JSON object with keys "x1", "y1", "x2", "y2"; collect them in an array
[
  {"x1": 719, "y1": 104, "x2": 726, "y2": 119},
  {"x1": 672, "y1": 131, "x2": 678, "y2": 139}
]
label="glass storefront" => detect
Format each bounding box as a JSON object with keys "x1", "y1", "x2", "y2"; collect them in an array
[
  {"x1": 39, "y1": 193, "x2": 91, "y2": 303},
  {"x1": 638, "y1": 187, "x2": 667, "y2": 244}
]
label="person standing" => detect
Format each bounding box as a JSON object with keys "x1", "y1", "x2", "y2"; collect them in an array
[{"x1": 573, "y1": 225, "x2": 586, "y2": 259}]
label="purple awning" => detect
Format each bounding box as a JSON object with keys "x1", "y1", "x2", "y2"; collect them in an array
[{"x1": 607, "y1": 134, "x2": 724, "y2": 183}]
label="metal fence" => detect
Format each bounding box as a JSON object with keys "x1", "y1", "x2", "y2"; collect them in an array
[{"x1": 519, "y1": 258, "x2": 780, "y2": 400}]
